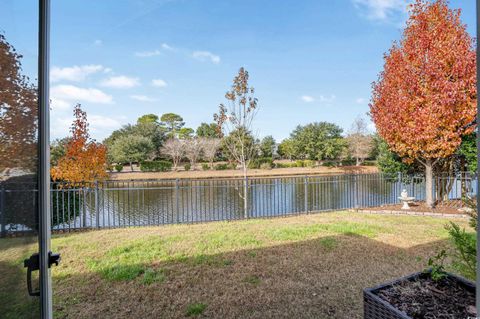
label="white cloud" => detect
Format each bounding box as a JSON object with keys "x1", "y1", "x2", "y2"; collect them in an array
[
  {"x1": 352, "y1": 0, "x2": 408, "y2": 23},
  {"x1": 100, "y1": 75, "x2": 140, "y2": 88},
  {"x1": 94, "y1": 39, "x2": 103, "y2": 46},
  {"x1": 51, "y1": 114, "x2": 124, "y2": 140},
  {"x1": 161, "y1": 43, "x2": 174, "y2": 51},
  {"x1": 301, "y1": 94, "x2": 336, "y2": 104},
  {"x1": 89, "y1": 115, "x2": 123, "y2": 130},
  {"x1": 130, "y1": 95, "x2": 157, "y2": 102},
  {"x1": 356, "y1": 97, "x2": 366, "y2": 104},
  {"x1": 151, "y1": 79, "x2": 168, "y2": 88},
  {"x1": 50, "y1": 117, "x2": 72, "y2": 139},
  {"x1": 135, "y1": 49, "x2": 162, "y2": 57},
  {"x1": 50, "y1": 98, "x2": 71, "y2": 111},
  {"x1": 51, "y1": 85, "x2": 113, "y2": 104},
  {"x1": 192, "y1": 51, "x2": 221, "y2": 64},
  {"x1": 135, "y1": 43, "x2": 174, "y2": 57},
  {"x1": 318, "y1": 95, "x2": 336, "y2": 103},
  {"x1": 88, "y1": 115, "x2": 127, "y2": 140},
  {"x1": 51, "y1": 64, "x2": 104, "y2": 82},
  {"x1": 301, "y1": 95, "x2": 315, "y2": 103}
]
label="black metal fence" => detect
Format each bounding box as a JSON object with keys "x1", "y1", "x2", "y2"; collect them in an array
[{"x1": 0, "y1": 172, "x2": 476, "y2": 234}]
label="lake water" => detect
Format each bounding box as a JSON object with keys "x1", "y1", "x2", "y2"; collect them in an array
[
  {"x1": 49, "y1": 174, "x2": 434, "y2": 230},
  {"x1": 1, "y1": 173, "x2": 474, "y2": 233}
]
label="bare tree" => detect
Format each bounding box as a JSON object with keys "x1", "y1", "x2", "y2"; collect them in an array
[
  {"x1": 346, "y1": 117, "x2": 373, "y2": 166},
  {"x1": 215, "y1": 67, "x2": 259, "y2": 218},
  {"x1": 184, "y1": 137, "x2": 205, "y2": 170},
  {"x1": 161, "y1": 138, "x2": 185, "y2": 170},
  {"x1": 202, "y1": 138, "x2": 222, "y2": 168}
]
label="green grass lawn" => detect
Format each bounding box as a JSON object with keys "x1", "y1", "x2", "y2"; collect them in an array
[{"x1": 0, "y1": 212, "x2": 471, "y2": 319}]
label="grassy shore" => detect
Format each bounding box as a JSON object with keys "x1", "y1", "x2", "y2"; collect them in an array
[
  {"x1": 0, "y1": 212, "x2": 469, "y2": 318},
  {"x1": 109, "y1": 165, "x2": 378, "y2": 180}
]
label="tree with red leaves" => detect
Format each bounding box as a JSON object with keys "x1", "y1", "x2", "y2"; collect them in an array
[
  {"x1": 0, "y1": 33, "x2": 38, "y2": 173},
  {"x1": 51, "y1": 104, "x2": 108, "y2": 184},
  {"x1": 370, "y1": 0, "x2": 476, "y2": 207}
]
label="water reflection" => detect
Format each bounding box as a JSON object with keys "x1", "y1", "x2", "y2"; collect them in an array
[{"x1": 46, "y1": 174, "x2": 442, "y2": 229}]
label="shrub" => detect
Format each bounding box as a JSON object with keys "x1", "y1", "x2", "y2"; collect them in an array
[
  {"x1": 295, "y1": 160, "x2": 305, "y2": 167},
  {"x1": 322, "y1": 161, "x2": 336, "y2": 167},
  {"x1": 249, "y1": 157, "x2": 274, "y2": 169},
  {"x1": 140, "y1": 160, "x2": 172, "y2": 172},
  {"x1": 341, "y1": 159, "x2": 355, "y2": 166},
  {"x1": 446, "y1": 222, "x2": 476, "y2": 280},
  {"x1": 229, "y1": 163, "x2": 237, "y2": 170},
  {"x1": 184, "y1": 163, "x2": 191, "y2": 171},
  {"x1": 260, "y1": 163, "x2": 273, "y2": 170},
  {"x1": 201, "y1": 163, "x2": 210, "y2": 171},
  {"x1": 304, "y1": 160, "x2": 316, "y2": 168},
  {"x1": 114, "y1": 164, "x2": 124, "y2": 172},
  {"x1": 215, "y1": 163, "x2": 228, "y2": 170},
  {"x1": 275, "y1": 162, "x2": 298, "y2": 168},
  {"x1": 363, "y1": 160, "x2": 376, "y2": 166},
  {"x1": 462, "y1": 189, "x2": 477, "y2": 229}
]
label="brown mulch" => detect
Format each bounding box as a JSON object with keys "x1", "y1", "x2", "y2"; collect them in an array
[
  {"x1": 375, "y1": 274, "x2": 475, "y2": 319},
  {"x1": 360, "y1": 201, "x2": 466, "y2": 215}
]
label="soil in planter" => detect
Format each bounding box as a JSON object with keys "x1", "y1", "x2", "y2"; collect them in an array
[{"x1": 375, "y1": 274, "x2": 475, "y2": 319}]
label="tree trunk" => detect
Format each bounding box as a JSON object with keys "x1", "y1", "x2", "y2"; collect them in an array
[
  {"x1": 425, "y1": 159, "x2": 434, "y2": 208},
  {"x1": 356, "y1": 157, "x2": 361, "y2": 166},
  {"x1": 243, "y1": 163, "x2": 248, "y2": 219},
  {"x1": 130, "y1": 161, "x2": 133, "y2": 171}
]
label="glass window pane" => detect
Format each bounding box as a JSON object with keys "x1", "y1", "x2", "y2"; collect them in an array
[{"x1": 0, "y1": 1, "x2": 40, "y2": 317}]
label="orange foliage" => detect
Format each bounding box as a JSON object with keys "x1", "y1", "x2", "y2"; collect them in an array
[
  {"x1": 0, "y1": 34, "x2": 38, "y2": 171},
  {"x1": 51, "y1": 104, "x2": 108, "y2": 184},
  {"x1": 370, "y1": 0, "x2": 476, "y2": 163}
]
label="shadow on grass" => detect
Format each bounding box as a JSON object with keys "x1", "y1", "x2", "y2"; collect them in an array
[
  {"x1": 0, "y1": 261, "x2": 39, "y2": 319},
  {"x1": 48, "y1": 233, "x2": 452, "y2": 319}
]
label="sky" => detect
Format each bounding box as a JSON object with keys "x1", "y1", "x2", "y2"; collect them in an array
[{"x1": 0, "y1": 0, "x2": 476, "y2": 142}]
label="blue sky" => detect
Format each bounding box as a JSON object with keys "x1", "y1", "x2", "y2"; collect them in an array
[{"x1": 0, "y1": 0, "x2": 476, "y2": 142}]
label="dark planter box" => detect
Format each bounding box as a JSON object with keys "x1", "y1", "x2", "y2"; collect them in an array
[{"x1": 363, "y1": 271, "x2": 475, "y2": 319}]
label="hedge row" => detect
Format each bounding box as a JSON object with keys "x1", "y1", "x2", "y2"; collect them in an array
[
  {"x1": 275, "y1": 160, "x2": 316, "y2": 168},
  {"x1": 248, "y1": 157, "x2": 274, "y2": 169},
  {"x1": 140, "y1": 160, "x2": 173, "y2": 172}
]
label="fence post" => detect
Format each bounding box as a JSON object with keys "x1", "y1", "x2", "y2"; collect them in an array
[
  {"x1": 459, "y1": 172, "x2": 463, "y2": 200},
  {"x1": 411, "y1": 175, "x2": 415, "y2": 198},
  {"x1": 94, "y1": 180, "x2": 99, "y2": 228},
  {"x1": 304, "y1": 176, "x2": 309, "y2": 213},
  {"x1": 244, "y1": 176, "x2": 249, "y2": 219},
  {"x1": 354, "y1": 174, "x2": 359, "y2": 209},
  {"x1": 0, "y1": 185, "x2": 5, "y2": 238},
  {"x1": 82, "y1": 187, "x2": 87, "y2": 228},
  {"x1": 175, "y1": 178, "x2": 180, "y2": 223},
  {"x1": 398, "y1": 172, "x2": 402, "y2": 202}
]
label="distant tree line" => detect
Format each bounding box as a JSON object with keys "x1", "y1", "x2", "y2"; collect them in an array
[
  {"x1": 277, "y1": 117, "x2": 375, "y2": 166},
  {"x1": 50, "y1": 110, "x2": 385, "y2": 174},
  {"x1": 50, "y1": 62, "x2": 477, "y2": 181},
  {"x1": 95, "y1": 114, "x2": 380, "y2": 171},
  {"x1": 97, "y1": 111, "x2": 231, "y2": 171}
]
